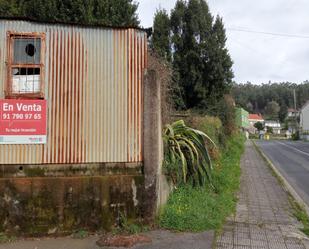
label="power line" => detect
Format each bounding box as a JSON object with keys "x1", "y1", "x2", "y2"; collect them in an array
[{"x1": 227, "y1": 27, "x2": 309, "y2": 39}]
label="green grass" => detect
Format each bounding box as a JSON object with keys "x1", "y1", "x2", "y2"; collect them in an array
[
  {"x1": 289, "y1": 196, "x2": 309, "y2": 236},
  {"x1": 111, "y1": 213, "x2": 150, "y2": 235},
  {"x1": 159, "y1": 135, "x2": 245, "y2": 232},
  {"x1": 72, "y1": 229, "x2": 89, "y2": 239},
  {"x1": 0, "y1": 233, "x2": 16, "y2": 244}
]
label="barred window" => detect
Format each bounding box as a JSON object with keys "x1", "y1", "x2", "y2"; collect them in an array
[{"x1": 6, "y1": 32, "x2": 45, "y2": 98}]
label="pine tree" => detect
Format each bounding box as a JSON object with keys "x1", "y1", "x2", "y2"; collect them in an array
[{"x1": 152, "y1": 8, "x2": 171, "y2": 61}]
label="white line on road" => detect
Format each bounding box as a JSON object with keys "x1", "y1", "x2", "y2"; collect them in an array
[{"x1": 276, "y1": 141, "x2": 309, "y2": 157}]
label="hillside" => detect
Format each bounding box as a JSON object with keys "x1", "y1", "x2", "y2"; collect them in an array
[{"x1": 232, "y1": 81, "x2": 309, "y2": 121}]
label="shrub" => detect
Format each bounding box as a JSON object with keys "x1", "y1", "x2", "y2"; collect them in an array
[
  {"x1": 185, "y1": 115, "x2": 226, "y2": 160},
  {"x1": 163, "y1": 120, "x2": 215, "y2": 186},
  {"x1": 159, "y1": 134, "x2": 245, "y2": 232},
  {"x1": 292, "y1": 131, "x2": 300, "y2": 140}
]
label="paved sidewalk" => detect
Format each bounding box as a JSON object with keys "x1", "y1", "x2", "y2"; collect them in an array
[{"x1": 216, "y1": 141, "x2": 309, "y2": 249}]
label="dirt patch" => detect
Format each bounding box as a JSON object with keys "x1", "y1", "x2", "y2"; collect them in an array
[{"x1": 96, "y1": 234, "x2": 151, "y2": 248}]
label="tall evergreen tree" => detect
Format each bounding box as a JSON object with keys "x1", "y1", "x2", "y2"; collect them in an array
[
  {"x1": 92, "y1": 0, "x2": 139, "y2": 26},
  {"x1": 169, "y1": 0, "x2": 187, "y2": 109},
  {"x1": 204, "y1": 16, "x2": 234, "y2": 107},
  {"x1": 152, "y1": 8, "x2": 171, "y2": 61},
  {"x1": 21, "y1": 0, "x2": 58, "y2": 22},
  {"x1": 169, "y1": 0, "x2": 233, "y2": 110},
  {"x1": 0, "y1": 0, "x2": 139, "y2": 27},
  {"x1": 0, "y1": 0, "x2": 20, "y2": 16}
]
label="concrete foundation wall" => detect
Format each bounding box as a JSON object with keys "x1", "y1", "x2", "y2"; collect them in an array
[{"x1": 0, "y1": 174, "x2": 144, "y2": 235}]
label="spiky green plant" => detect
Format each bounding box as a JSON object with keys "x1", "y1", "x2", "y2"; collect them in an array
[{"x1": 163, "y1": 120, "x2": 215, "y2": 186}]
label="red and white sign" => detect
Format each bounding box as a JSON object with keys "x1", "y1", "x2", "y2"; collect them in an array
[{"x1": 0, "y1": 99, "x2": 47, "y2": 144}]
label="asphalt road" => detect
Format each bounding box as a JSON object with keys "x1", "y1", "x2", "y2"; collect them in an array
[{"x1": 256, "y1": 140, "x2": 309, "y2": 207}]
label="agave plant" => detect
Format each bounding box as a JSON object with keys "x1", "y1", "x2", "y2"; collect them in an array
[{"x1": 163, "y1": 120, "x2": 215, "y2": 186}]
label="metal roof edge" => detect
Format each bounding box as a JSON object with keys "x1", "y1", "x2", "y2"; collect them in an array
[{"x1": 0, "y1": 16, "x2": 152, "y2": 35}]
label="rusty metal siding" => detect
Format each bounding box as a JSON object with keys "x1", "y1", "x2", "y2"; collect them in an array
[{"x1": 0, "y1": 20, "x2": 147, "y2": 164}]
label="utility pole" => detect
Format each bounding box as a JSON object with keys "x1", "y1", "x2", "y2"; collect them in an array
[
  {"x1": 293, "y1": 89, "x2": 297, "y2": 110},
  {"x1": 293, "y1": 89, "x2": 299, "y2": 136}
]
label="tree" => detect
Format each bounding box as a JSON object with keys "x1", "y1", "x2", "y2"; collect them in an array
[
  {"x1": 278, "y1": 103, "x2": 288, "y2": 122},
  {"x1": 169, "y1": 0, "x2": 187, "y2": 109},
  {"x1": 0, "y1": 0, "x2": 140, "y2": 27},
  {"x1": 266, "y1": 126, "x2": 273, "y2": 134},
  {"x1": 152, "y1": 8, "x2": 171, "y2": 61},
  {"x1": 170, "y1": 0, "x2": 233, "y2": 110},
  {"x1": 254, "y1": 122, "x2": 264, "y2": 131},
  {"x1": 232, "y1": 81, "x2": 309, "y2": 119},
  {"x1": 91, "y1": 0, "x2": 139, "y2": 26},
  {"x1": 265, "y1": 101, "x2": 280, "y2": 119},
  {"x1": 202, "y1": 16, "x2": 234, "y2": 107},
  {"x1": 21, "y1": 0, "x2": 58, "y2": 22},
  {"x1": 0, "y1": 0, "x2": 20, "y2": 16},
  {"x1": 246, "y1": 102, "x2": 253, "y2": 113},
  {"x1": 217, "y1": 95, "x2": 236, "y2": 136}
]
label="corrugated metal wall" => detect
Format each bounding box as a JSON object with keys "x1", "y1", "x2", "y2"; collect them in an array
[{"x1": 0, "y1": 20, "x2": 147, "y2": 164}]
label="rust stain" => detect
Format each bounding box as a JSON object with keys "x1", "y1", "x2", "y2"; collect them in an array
[
  {"x1": 0, "y1": 24, "x2": 146, "y2": 164},
  {"x1": 76, "y1": 33, "x2": 81, "y2": 163},
  {"x1": 53, "y1": 31, "x2": 59, "y2": 163}
]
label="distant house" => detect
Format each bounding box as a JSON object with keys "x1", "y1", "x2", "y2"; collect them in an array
[
  {"x1": 287, "y1": 108, "x2": 299, "y2": 118},
  {"x1": 235, "y1": 108, "x2": 249, "y2": 130},
  {"x1": 248, "y1": 114, "x2": 264, "y2": 134},
  {"x1": 300, "y1": 101, "x2": 309, "y2": 132},
  {"x1": 248, "y1": 114, "x2": 264, "y2": 126},
  {"x1": 264, "y1": 120, "x2": 281, "y2": 134}
]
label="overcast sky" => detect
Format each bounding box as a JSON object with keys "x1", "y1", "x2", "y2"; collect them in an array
[{"x1": 137, "y1": 0, "x2": 309, "y2": 84}]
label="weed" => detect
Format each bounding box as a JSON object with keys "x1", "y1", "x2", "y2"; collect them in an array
[
  {"x1": 159, "y1": 134, "x2": 245, "y2": 232},
  {"x1": 288, "y1": 196, "x2": 309, "y2": 236},
  {"x1": 0, "y1": 233, "x2": 17, "y2": 244},
  {"x1": 113, "y1": 213, "x2": 149, "y2": 235},
  {"x1": 72, "y1": 229, "x2": 89, "y2": 239}
]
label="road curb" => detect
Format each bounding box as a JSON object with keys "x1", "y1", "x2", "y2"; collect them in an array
[{"x1": 252, "y1": 140, "x2": 309, "y2": 217}]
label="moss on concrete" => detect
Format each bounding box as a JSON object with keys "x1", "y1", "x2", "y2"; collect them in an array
[
  {"x1": 24, "y1": 167, "x2": 46, "y2": 177},
  {"x1": 0, "y1": 175, "x2": 145, "y2": 236}
]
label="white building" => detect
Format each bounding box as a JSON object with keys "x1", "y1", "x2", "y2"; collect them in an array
[
  {"x1": 264, "y1": 120, "x2": 281, "y2": 134},
  {"x1": 248, "y1": 114, "x2": 264, "y2": 125},
  {"x1": 248, "y1": 114, "x2": 264, "y2": 134},
  {"x1": 287, "y1": 108, "x2": 299, "y2": 118},
  {"x1": 300, "y1": 101, "x2": 309, "y2": 132}
]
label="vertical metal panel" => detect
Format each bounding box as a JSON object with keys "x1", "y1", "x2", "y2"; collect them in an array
[{"x1": 0, "y1": 20, "x2": 147, "y2": 164}]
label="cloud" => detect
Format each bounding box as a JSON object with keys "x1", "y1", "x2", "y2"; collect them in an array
[
  {"x1": 138, "y1": 0, "x2": 309, "y2": 83},
  {"x1": 137, "y1": 0, "x2": 176, "y2": 28}
]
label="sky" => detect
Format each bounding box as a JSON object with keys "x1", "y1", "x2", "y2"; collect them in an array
[{"x1": 137, "y1": 0, "x2": 309, "y2": 84}]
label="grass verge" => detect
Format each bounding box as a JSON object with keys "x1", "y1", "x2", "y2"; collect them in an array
[
  {"x1": 289, "y1": 196, "x2": 309, "y2": 236},
  {"x1": 253, "y1": 140, "x2": 309, "y2": 237},
  {"x1": 159, "y1": 134, "x2": 245, "y2": 232},
  {"x1": 0, "y1": 233, "x2": 16, "y2": 244}
]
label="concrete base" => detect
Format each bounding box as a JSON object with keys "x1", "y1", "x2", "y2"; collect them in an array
[{"x1": 0, "y1": 174, "x2": 144, "y2": 235}]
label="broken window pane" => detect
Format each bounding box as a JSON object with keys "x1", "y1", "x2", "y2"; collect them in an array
[
  {"x1": 13, "y1": 38, "x2": 41, "y2": 64},
  {"x1": 12, "y1": 67, "x2": 40, "y2": 93}
]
